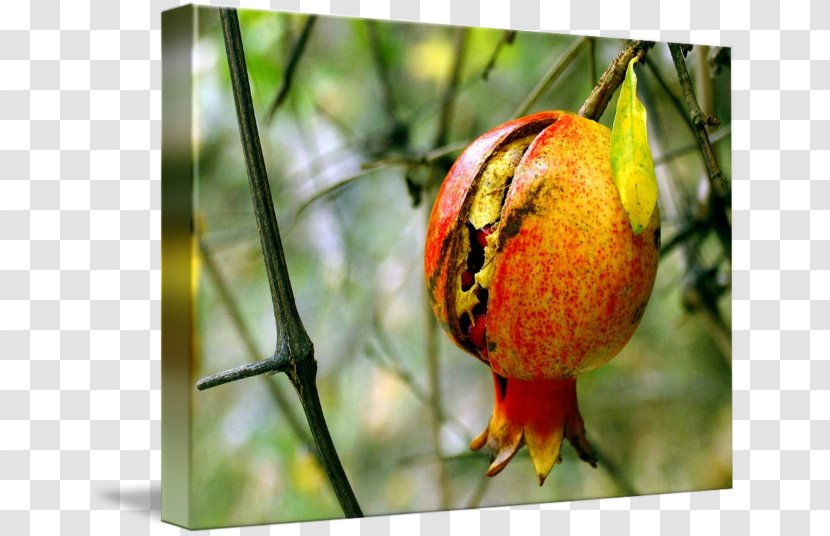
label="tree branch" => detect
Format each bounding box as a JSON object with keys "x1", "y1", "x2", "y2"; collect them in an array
[
  {"x1": 293, "y1": 165, "x2": 386, "y2": 219},
  {"x1": 425, "y1": 275, "x2": 449, "y2": 509},
  {"x1": 221, "y1": 11, "x2": 312, "y2": 364},
  {"x1": 196, "y1": 356, "x2": 290, "y2": 391},
  {"x1": 366, "y1": 21, "x2": 399, "y2": 126},
  {"x1": 198, "y1": 9, "x2": 362, "y2": 519},
  {"x1": 642, "y1": 56, "x2": 697, "y2": 138},
  {"x1": 579, "y1": 40, "x2": 654, "y2": 121},
  {"x1": 667, "y1": 43, "x2": 729, "y2": 200},
  {"x1": 481, "y1": 30, "x2": 516, "y2": 81},
  {"x1": 365, "y1": 317, "x2": 473, "y2": 442},
  {"x1": 589, "y1": 441, "x2": 638, "y2": 497},
  {"x1": 645, "y1": 44, "x2": 732, "y2": 363},
  {"x1": 512, "y1": 36, "x2": 589, "y2": 119},
  {"x1": 425, "y1": 27, "x2": 469, "y2": 510},
  {"x1": 363, "y1": 21, "x2": 409, "y2": 153},
  {"x1": 198, "y1": 238, "x2": 315, "y2": 450},
  {"x1": 433, "y1": 28, "x2": 468, "y2": 150},
  {"x1": 465, "y1": 472, "x2": 491, "y2": 509},
  {"x1": 668, "y1": 43, "x2": 731, "y2": 262},
  {"x1": 266, "y1": 15, "x2": 317, "y2": 124},
  {"x1": 654, "y1": 125, "x2": 730, "y2": 166}
]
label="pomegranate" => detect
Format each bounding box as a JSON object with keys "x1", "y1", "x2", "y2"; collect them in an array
[{"x1": 424, "y1": 111, "x2": 660, "y2": 483}]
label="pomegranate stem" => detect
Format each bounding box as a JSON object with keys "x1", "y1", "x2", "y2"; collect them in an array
[{"x1": 579, "y1": 40, "x2": 655, "y2": 121}]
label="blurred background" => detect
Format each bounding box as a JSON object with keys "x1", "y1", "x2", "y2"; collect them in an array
[{"x1": 188, "y1": 8, "x2": 732, "y2": 528}]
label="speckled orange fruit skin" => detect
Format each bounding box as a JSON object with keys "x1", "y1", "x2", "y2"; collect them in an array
[
  {"x1": 424, "y1": 112, "x2": 559, "y2": 341},
  {"x1": 425, "y1": 111, "x2": 659, "y2": 381}
]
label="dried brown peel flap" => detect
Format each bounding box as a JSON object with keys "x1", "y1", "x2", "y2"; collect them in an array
[{"x1": 565, "y1": 412, "x2": 598, "y2": 468}]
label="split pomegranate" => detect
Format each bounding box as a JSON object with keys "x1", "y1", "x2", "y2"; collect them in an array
[{"x1": 424, "y1": 111, "x2": 660, "y2": 483}]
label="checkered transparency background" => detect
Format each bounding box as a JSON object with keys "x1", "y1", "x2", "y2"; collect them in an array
[{"x1": 0, "y1": 0, "x2": 824, "y2": 534}]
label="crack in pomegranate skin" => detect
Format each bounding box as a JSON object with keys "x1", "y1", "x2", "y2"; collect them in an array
[
  {"x1": 424, "y1": 113, "x2": 558, "y2": 342},
  {"x1": 462, "y1": 224, "x2": 495, "y2": 357},
  {"x1": 455, "y1": 135, "x2": 538, "y2": 359}
]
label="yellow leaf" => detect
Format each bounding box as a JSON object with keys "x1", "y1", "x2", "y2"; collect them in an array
[{"x1": 610, "y1": 57, "x2": 657, "y2": 234}]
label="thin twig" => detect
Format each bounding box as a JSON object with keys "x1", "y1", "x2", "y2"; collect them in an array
[
  {"x1": 362, "y1": 141, "x2": 469, "y2": 170},
  {"x1": 292, "y1": 139, "x2": 469, "y2": 219},
  {"x1": 589, "y1": 441, "x2": 638, "y2": 497},
  {"x1": 638, "y1": 64, "x2": 695, "y2": 229},
  {"x1": 292, "y1": 131, "x2": 468, "y2": 220},
  {"x1": 368, "y1": 314, "x2": 474, "y2": 441},
  {"x1": 364, "y1": 21, "x2": 410, "y2": 153},
  {"x1": 465, "y1": 474, "x2": 492, "y2": 509},
  {"x1": 424, "y1": 191, "x2": 455, "y2": 508},
  {"x1": 366, "y1": 21, "x2": 399, "y2": 124},
  {"x1": 199, "y1": 9, "x2": 362, "y2": 518},
  {"x1": 659, "y1": 219, "x2": 708, "y2": 257},
  {"x1": 221, "y1": 11, "x2": 312, "y2": 366},
  {"x1": 266, "y1": 15, "x2": 317, "y2": 124},
  {"x1": 426, "y1": 27, "x2": 469, "y2": 511},
  {"x1": 197, "y1": 357, "x2": 290, "y2": 391},
  {"x1": 481, "y1": 30, "x2": 516, "y2": 80},
  {"x1": 313, "y1": 101, "x2": 359, "y2": 140},
  {"x1": 683, "y1": 285, "x2": 733, "y2": 364},
  {"x1": 293, "y1": 165, "x2": 387, "y2": 219},
  {"x1": 398, "y1": 449, "x2": 484, "y2": 466},
  {"x1": 668, "y1": 43, "x2": 731, "y2": 261},
  {"x1": 198, "y1": 238, "x2": 315, "y2": 450},
  {"x1": 654, "y1": 125, "x2": 731, "y2": 166},
  {"x1": 642, "y1": 57, "x2": 697, "y2": 138},
  {"x1": 667, "y1": 44, "x2": 729, "y2": 200},
  {"x1": 647, "y1": 45, "x2": 732, "y2": 364},
  {"x1": 433, "y1": 28, "x2": 468, "y2": 149},
  {"x1": 512, "y1": 36, "x2": 589, "y2": 119},
  {"x1": 579, "y1": 40, "x2": 654, "y2": 121},
  {"x1": 425, "y1": 286, "x2": 449, "y2": 510}
]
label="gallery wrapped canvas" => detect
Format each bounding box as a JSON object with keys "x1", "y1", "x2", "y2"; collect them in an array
[{"x1": 162, "y1": 4, "x2": 731, "y2": 529}]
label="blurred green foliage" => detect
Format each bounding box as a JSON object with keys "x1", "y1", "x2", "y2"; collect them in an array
[{"x1": 189, "y1": 8, "x2": 731, "y2": 528}]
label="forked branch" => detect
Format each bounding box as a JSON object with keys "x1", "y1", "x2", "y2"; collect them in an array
[{"x1": 197, "y1": 8, "x2": 362, "y2": 519}]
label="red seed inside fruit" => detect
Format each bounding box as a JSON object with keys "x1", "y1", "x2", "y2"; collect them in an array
[
  {"x1": 475, "y1": 224, "x2": 493, "y2": 248},
  {"x1": 461, "y1": 270, "x2": 475, "y2": 290},
  {"x1": 466, "y1": 223, "x2": 486, "y2": 273},
  {"x1": 461, "y1": 223, "x2": 495, "y2": 357},
  {"x1": 468, "y1": 314, "x2": 487, "y2": 354}
]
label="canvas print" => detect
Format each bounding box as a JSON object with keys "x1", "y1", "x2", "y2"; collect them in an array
[{"x1": 162, "y1": 5, "x2": 732, "y2": 529}]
